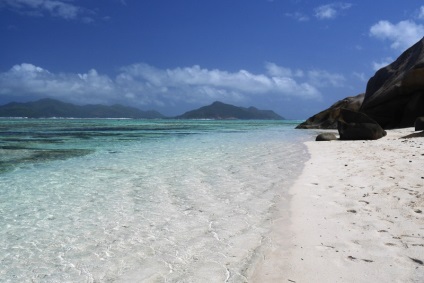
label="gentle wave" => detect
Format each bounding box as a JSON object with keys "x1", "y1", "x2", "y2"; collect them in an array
[{"x1": 0, "y1": 119, "x2": 313, "y2": 282}]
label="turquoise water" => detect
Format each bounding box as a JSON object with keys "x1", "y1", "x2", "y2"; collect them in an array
[{"x1": 0, "y1": 119, "x2": 313, "y2": 282}]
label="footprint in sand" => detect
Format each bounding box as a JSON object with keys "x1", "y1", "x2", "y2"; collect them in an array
[
  {"x1": 316, "y1": 244, "x2": 335, "y2": 251},
  {"x1": 347, "y1": 256, "x2": 373, "y2": 263}
]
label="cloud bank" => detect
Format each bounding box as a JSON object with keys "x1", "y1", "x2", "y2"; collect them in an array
[{"x1": 0, "y1": 63, "x2": 346, "y2": 110}]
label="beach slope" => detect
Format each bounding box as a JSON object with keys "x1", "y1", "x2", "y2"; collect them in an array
[{"x1": 252, "y1": 128, "x2": 424, "y2": 282}]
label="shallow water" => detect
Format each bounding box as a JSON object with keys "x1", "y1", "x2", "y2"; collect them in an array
[{"x1": 0, "y1": 119, "x2": 312, "y2": 282}]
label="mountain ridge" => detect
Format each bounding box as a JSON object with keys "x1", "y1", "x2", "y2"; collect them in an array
[
  {"x1": 0, "y1": 99, "x2": 284, "y2": 120},
  {"x1": 0, "y1": 98, "x2": 164, "y2": 119}
]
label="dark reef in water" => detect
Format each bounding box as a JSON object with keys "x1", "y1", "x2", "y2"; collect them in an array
[{"x1": 0, "y1": 148, "x2": 94, "y2": 173}]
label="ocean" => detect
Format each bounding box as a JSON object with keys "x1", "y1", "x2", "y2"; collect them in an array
[{"x1": 0, "y1": 119, "x2": 313, "y2": 282}]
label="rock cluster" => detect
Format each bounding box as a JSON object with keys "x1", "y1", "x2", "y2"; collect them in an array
[{"x1": 299, "y1": 37, "x2": 424, "y2": 140}]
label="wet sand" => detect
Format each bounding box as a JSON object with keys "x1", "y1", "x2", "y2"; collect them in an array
[{"x1": 252, "y1": 128, "x2": 424, "y2": 282}]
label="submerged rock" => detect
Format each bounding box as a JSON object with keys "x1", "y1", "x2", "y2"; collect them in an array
[{"x1": 0, "y1": 148, "x2": 94, "y2": 173}]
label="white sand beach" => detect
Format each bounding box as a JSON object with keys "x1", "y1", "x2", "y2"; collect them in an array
[{"x1": 252, "y1": 128, "x2": 424, "y2": 282}]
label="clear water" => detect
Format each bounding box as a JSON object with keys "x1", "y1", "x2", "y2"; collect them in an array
[{"x1": 0, "y1": 119, "x2": 313, "y2": 282}]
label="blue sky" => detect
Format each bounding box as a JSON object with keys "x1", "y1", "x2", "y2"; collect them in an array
[{"x1": 0, "y1": 0, "x2": 423, "y2": 118}]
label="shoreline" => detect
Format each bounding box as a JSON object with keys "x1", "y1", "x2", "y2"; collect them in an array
[{"x1": 251, "y1": 128, "x2": 424, "y2": 282}]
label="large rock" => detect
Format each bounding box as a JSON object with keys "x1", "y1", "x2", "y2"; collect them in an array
[
  {"x1": 316, "y1": 133, "x2": 337, "y2": 141},
  {"x1": 414, "y1": 117, "x2": 424, "y2": 131},
  {"x1": 296, "y1": 93, "x2": 364, "y2": 129},
  {"x1": 337, "y1": 109, "x2": 386, "y2": 140},
  {"x1": 297, "y1": 38, "x2": 424, "y2": 131},
  {"x1": 360, "y1": 37, "x2": 424, "y2": 128}
]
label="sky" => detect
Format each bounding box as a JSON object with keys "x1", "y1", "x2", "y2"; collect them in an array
[{"x1": 0, "y1": 0, "x2": 424, "y2": 118}]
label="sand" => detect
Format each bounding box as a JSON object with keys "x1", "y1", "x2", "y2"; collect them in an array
[{"x1": 251, "y1": 128, "x2": 424, "y2": 282}]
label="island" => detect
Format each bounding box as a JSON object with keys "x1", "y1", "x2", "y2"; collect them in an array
[{"x1": 175, "y1": 101, "x2": 284, "y2": 120}]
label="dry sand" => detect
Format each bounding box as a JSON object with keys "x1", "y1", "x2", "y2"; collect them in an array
[{"x1": 251, "y1": 128, "x2": 424, "y2": 282}]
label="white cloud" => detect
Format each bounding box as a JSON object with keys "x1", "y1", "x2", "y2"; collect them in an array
[
  {"x1": 314, "y1": 2, "x2": 352, "y2": 20},
  {"x1": 0, "y1": 0, "x2": 91, "y2": 21},
  {"x1": 372, "y1": 57, "x2": 394, "y2": 71},
  {"x1": 352, "y1": 72, "x2": 367, "y2": 82},
  {"x1": 285, "y1": 12, "x2": 309, "y2": 22},
  {"x1": 418, "y1": 6, "x2": 424, "y2": 20},
  {"x1": 265, "y1": 62, "x2": 304, "y2": 78},
  {"x1": 307, "y1": 69, "x2": 346, "y2": 87},
  {"x1": 118, "y1": 63, "x2": 321, "y2": 102},
  {"x1": 370, "y1": 20, "x2": 424, "y2": 51},
  {"x1": 0, "y1": 62, "x2": 349, "y2": 108}
]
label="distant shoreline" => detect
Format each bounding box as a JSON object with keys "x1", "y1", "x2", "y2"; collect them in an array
[{"x1": 0, "y1": 99, "x2": 285, "y2": 120}]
